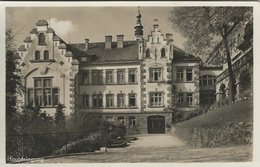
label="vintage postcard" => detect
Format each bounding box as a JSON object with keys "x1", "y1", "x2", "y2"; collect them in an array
[{"x1": 1, "y1": 1, "x2": 259, "y2": 166}]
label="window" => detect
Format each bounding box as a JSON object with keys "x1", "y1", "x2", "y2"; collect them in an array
[
  {"x1": 27, "y1": 78, "x2": 59, "y2": 107},
  {"x1": 44, "y1": 89, "x2": 52, "y2": 106},
  {"x1": 161, "y1": 48, "x2": 166, "y2": 57},
  {"x1": 44, "y1": 50, "x2": 49, "y2": 60},
  {"x1": 129, "y1": 69, "x2": 137, "y2": 83},
  {"x1": 150, "y1": 68, "x2": 162, "y2": 82},
  {"x1": 106, "y1": 70, "x2": 114, "y2": 84},
  {"x1": 35, "y1": 89, "x2": 43, "y2": 106},
  {"x1": 177, "y1": 93, "x2": 184, "y2": 105},
  {"x1": 82, "y1": 71, "x2": 89, "y2": 85},
  {"x1": 106, "y1": 94, "x2": 114, "y2": 108},
  {"x1": 35, "y1": 51, "x2": 40, "y2": 60},
  {"x1": 118, "y1": 116, "x2": 125, "y2": 126},
  {"x1": 187, "y1": 93, "x2": 193, "y2": 106},
  {"x1": 186, "y1": 68, "x2": 193, "y2": 81},
  {"x1": 117, "y1": 94, "x2": 125, "y2": 107},
  {"x1": 117, "y1": 70, "x2": 125, "y2": 84},
  {"x1": 200, "y1": 92, "x2": 216, "y2": 106},
  {"x1": 129, "y1": 94, "x2": 136, "y2": 107},
  {"x1": 150, "y1": 92, "x2": 163, "y2": 107},
  {"x1": 38, "y1": 33, "x2": 45, "y2": 45},
  {"x1": 176, "y1": 68, "x2": 184, "y2": 82},
  {"x1": 44, "y1": 79, "x2": 51, "y2": 87},
  {"x1": 53, "y1": 88, "x2": 59, "y2": 105},
  {"x1": 82, "y1": 95, "x2": 89, "y2": 108},
  {"x1": 146, "y1": 49, "x2": 150, "y2": 58},
  {"x1": 35, "y1": 79, "x2": 42, "y2": 88},
  {"x1": 92, "y1": 70, "x2": 103, "y2": 85},
  {"x1": 200, "y1": 75, "x2": 216, "y2": 86},
  {"x1": 27, "y1": 89, "x2": 34, "y2": 105},
  {"x1": 81, "y1": 57, "x2": 88, "y2": 62},
  {"x1": 129, "y1": 116, "x2": 136, "y2": 128},
  {"x1": 93, "y1": 94, "x2": 103, "y2": 108}
]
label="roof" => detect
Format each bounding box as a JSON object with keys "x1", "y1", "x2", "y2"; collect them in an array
[
  {"x1": 70, "y1": 40, "x2": 139, "y2": 63},
  {"x1": 36, "y1": 20, "x2": 48, "y2": 26},
  {"x1": 65, "y1": 51, "x2": 73, "y2": 57},
  {"x1": 30, "y1": 28, "x2": 38, "y2": 34},
  {"x1": 46, "y1": 28, "x2": 54, "y2": 33},
  {"x1": 18, "y1": 45, "x2": 26, "y2": 51},
  {"x1": 58, "y1": 43, "x2": 67, "y2": 49},
  {"x1": 172, "y1": 46, "x2": 201, "y2": 62},
  {"x1": 24, "y1": 37, "x2": 32, "y2": 43},
  {"x1": 53, "y1": 35, "x2": 61, "y2": 41}
]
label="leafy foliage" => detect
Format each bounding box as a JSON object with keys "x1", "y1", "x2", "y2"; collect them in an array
[
  {"x1": 6, "y1": 29, "x2": 23, "y2": 136},
  {"x1": 169, "y1": 7, "x2": 252, "y2": 56},
  {"x1": 55, "y1": 103, "x2": 66, "y2": 130},
  {"x1": 169, "y1": 7, "x2": 252, "y2": 103}
]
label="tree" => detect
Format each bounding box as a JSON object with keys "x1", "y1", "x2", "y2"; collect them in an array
[
  {"x1": 169, "y1": 7, "x2": 252, "y2": 103},
  {"x1": 55, "y1": 103, "x2": 66, "y2": 130},
  {"x1": 6, "y1": 29, "x2": 23, "y2": 136}
]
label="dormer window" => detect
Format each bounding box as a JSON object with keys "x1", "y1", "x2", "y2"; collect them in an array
[
  {"x1": 44, "y1": 50, "x2": 49, "y2": 60},
  {"x1": 161, "y1": 48, "x2": 166, "y2": 57},
  {"x1": 35, "y1": 51, "x2": 40, "y2": 60},
  {"x1": 38, "y1": 33, "x2": 46, "y2": 45},
  {"x1": 146, "y1": 49, "x2": 150, "y2": 58}
]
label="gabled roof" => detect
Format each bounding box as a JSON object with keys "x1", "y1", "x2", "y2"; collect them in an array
[
  {"x1": 172, "y1": 45, "x2": 200, "y2": 62},
  {"x1": 70, "y1": 41, "x2": 139, "y2": 63}
]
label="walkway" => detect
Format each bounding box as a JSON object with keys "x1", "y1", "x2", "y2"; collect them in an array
[
  {"x1": 43, "y1": 134, "x2": 252, "y2": 163},
  {"x1": 128, "y1": 134, "x2": 185, "y2": 148}
]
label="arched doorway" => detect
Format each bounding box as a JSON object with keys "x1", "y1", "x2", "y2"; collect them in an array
[{"x1": 147, "y1": 115, "x2": 165, "y2": 134}]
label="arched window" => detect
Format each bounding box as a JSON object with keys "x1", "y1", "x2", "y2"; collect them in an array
[
  {"x1": 161, "y1": 48, "x2": 166, "y2": 57},
  {"x1": 44, "y1": 50, "x2": 49, "y2": 60},
  {"x1": 146, "y1": 49, "x2": 150, "y2": 58},
  {"x1": 35, "y1": 51, "x2": 40, "y2": 60},
  {"x1": 38, "y1": 33, "x2": 45, "y2": 45},
  {"x1": 200, "y1": 75, "x2": 216, "y2": 86}
]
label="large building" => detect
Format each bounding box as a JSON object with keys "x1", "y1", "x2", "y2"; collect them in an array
[
  {"x1": 17, "y1": 10, "x2": 223, "y2": 134},
  {"x1": 205, "y1": 19, "x2": 253, "y2": 103}
]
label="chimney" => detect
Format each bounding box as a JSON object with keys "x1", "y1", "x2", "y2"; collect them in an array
[
  {"x1": 166, "y1": 33, "x2": 173, "y2": 41},
  {"x1": 117, "y1": 35, "x2": 124, "y2": 48},
  {"x1": 153, "y1": 19, "x2": 159, "y2": 29},
  {"x1": 105, "y1": 35, "x2": 112, "y2": 49},
  {"x1": 84, "y1": 38, "x2": 89, "y2": 51}
]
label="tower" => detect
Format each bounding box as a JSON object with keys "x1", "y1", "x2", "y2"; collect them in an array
[{"x1": 135, "y1": 7, "x2": 143, "y2": 41}]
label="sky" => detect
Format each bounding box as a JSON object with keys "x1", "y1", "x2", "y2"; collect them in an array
[{"x1": 6, "y1": 7, "x2": 186, "y2": 49}]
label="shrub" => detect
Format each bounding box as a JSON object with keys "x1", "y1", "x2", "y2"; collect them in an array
[{"x1": 54, "y1": 138, "x2": 100, "y2": 155}]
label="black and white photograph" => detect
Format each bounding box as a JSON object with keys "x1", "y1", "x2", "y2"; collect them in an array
[{"x1": 2, "y1": 1, "x2": 258, "y2": 165}]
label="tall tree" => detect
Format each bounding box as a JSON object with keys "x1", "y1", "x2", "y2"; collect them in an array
[
  {"x1": 169, "y1": 7, "x2": 252, "y2": 103},
  {"x1": 6, "y1": 29, "x2": 23, "y2": 135}
]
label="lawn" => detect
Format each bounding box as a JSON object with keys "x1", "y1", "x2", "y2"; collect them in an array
[{"x1": 175, "y1": 99, "x2": 253, "y2": 128}]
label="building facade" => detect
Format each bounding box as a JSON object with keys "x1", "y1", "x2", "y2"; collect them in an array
[
  {"x1": 17, "y1": 11, "x2": 223, "y2": 134},
  {"x1": 205, "y1": 19, "x2": 253, "y2": 102}
]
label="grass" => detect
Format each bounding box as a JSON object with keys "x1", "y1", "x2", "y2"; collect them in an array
[{"x1": 175, "y1": 99, "x2": 253, "y2": 128}]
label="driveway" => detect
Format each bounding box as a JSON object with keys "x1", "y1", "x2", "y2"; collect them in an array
[
  {"x1": 42, "y1": 134, "x2": 252, "y2": 163},
  {"x1": 128, "y1": 134, "x2": 185, "y2": 148}
]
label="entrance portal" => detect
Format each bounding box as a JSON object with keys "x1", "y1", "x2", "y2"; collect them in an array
[{"x1": 147, "y1": 115, "x2": 165, "y2": 134}]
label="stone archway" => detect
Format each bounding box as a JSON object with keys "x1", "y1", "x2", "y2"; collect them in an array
[{"x1": 147, "y1": 115, "x2": 165, "y2": 134}]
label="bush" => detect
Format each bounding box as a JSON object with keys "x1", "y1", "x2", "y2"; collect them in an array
[{"x1": 54, "y1": 138, "x2": 101, "y2": 155}]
